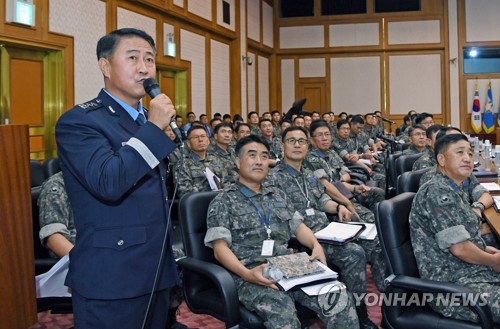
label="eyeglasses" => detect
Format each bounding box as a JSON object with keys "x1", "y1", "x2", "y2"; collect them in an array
[
  {"x1": 189, "y1": 135, "x2": 207, "y2": 140},
  {"x1": 411, "y1": 132, "x2": 426, "y2": 137},
  {"x1": 313, "y1": 132, "x2": 331, "y2": 138},
  {"x1": 285, "y1": 138, "x2": 308, "y2": 145}
]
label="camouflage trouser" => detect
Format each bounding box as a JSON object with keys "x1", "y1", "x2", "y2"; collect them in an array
[
  {"x1": 483, "y1": 233, "x2": 500, "y2": 249},
  {"x1": 352, "y1": 202, "x2": 375, "y2": 223},
  {"x1": 428, "y1": 281, "x2": 500, "y2": 324},
  {"x1": 370, "y1": 164, "x2": 386, "y2": 190},
  {"x1": 356, "y1": 238, "x2": 387, "y2": 292},
  {"x1": 236, "y1": 278, "x2": 359, "y2": 329},
  {"x1": 323, "y1": 243, "x2": 366, "y2": 295},
  {"x1": 356, "y1": 186, "x2": 385, "y2": 211}
]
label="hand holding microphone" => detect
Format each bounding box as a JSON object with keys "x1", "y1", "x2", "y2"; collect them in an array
[{"x1": 143, "y1": 78, "x2": 183, "y2": 142}]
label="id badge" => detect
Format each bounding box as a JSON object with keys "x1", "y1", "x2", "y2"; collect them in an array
[
  {"x1": 261, "y1": 239, "x2": 274, "y2": 256},
  {"x1": 305, "y1": 208, "x2": 315, "y2": 216}
]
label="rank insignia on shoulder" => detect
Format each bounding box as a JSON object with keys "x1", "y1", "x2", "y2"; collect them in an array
[{"x1": 78, "y1": 99, "x2": 102, "y2": 110}]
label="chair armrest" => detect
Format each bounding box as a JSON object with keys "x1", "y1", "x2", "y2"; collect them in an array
[
  {"x1": 347, "y1": 165, "x2": 370, "y2": 181},
  {"x1": 177, "y1": 257, "x2": 240, "y2": 327},
  {"x1": 386, "y1": 274, "x2": 494, "y2": 329}
]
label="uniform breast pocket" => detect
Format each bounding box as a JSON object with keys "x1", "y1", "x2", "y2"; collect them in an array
[{"x1": 92, "y1": 226, "x2": 147, "y2": 251}]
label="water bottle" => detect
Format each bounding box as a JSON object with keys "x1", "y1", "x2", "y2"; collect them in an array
[
  {"x1": 483, "y1": 140, "x2": 492, "y2": 171},
  {"x1": 473, "y1": 137, "x2": 480, "y2": 164},
  {"x1": 262, "y1": 266, "x2": 284, "y2": 282},
  {"x1": 495, "y1": 146, "x2": 500, "y2": 180}
]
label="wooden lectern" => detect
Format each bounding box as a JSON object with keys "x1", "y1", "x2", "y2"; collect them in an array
[{"x1": 0, "y1": 125, "x2": 37, "y2": 328}]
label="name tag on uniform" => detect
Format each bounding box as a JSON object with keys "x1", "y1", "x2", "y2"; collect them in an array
[
  {"x1": 261, "y1": 240, "x2": 274, "y2": 256},
  {"x1": 306, "y1": 208, "x2": 315, "y2": 216}
]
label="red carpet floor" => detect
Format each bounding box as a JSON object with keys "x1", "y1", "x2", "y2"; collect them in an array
[{"x1": 31, "y1": 265, "x2": 383, "y2": 329}]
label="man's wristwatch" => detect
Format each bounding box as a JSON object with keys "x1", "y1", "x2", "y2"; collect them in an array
[{"x1": 471, "y1": 201, "x2": 485, "y2": 213}]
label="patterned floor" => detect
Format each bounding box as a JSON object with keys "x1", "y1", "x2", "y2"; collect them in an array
[{"x1": 31, "y1": 266, "x2": 383, "y2": 329}]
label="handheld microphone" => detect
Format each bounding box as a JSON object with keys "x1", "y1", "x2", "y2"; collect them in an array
[
  {"x1": 376, "y1": 114, "x2": 395, "y2": 124},
  {"x1": 143, "y1": 78, "x2": 183, "y2": 143}
]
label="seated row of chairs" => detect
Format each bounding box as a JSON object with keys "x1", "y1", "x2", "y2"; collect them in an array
[
  {"x1": 177, "y1": 180, "x2": 497, "y2": 328},
  {"x1": 385, "y1": 151, "x2": 425, "y2": 197}
]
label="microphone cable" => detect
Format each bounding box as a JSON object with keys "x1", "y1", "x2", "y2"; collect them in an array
[{"x1": 141, "y1": 141, "x2": 184, "y2": 329}]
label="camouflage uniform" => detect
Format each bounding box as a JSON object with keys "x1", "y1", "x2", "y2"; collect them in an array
[
  {"x1": 38, "y1": 172, "x2": 76, "y2": 258},
  {"x1": 263, "y1": 136, "x2": 283, "y2": 160},
  {"x1": 272, "y1": 123, "x2": 280, "y2": 138},
  {"x1": 363, "y1": 125, "x2": 379, "y2": 142},
  {"x1": 402, "y1": 145, "x2": 425, "y2": 155},
  {"x1": 410, "y1": 170, "x2": 500, "y2": 323},
  {"x1": 412, "y1": 149, "x2": 436, "y2": 171},
  {"x1": 269, "y1": 163, "x2": 386, "y2": 294},
  {"x1": 174, "y1": 149, "x2": 233, "y2": 198},
  {"x1": 306, "y1": 148, "x2": 385, "y2": 211},
  {"x1": 331, "y1": 135, "x2": 386, "y2": 190},
  {"x1": 207, "y1": 144, "x2": 239, "y2": 183},
  {"x1": 250, "y1": 125, "x2": 262, "y2": 136},
  {"x1": 205, "y1": 181, "x2": 359, "y2": 329},
  {"x1": 396, "y1": 129, "x2": 410, "y2": 144}
]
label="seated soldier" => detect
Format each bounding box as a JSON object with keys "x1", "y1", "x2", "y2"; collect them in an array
[
  {"x1": 306, "y1": 120, "x2": 384, "y2": 212},
  {"x1": 38, "y1": 171, "x2": 75, "y2": 258},
  {"x1": 207, "y1": 122, "x2": 238, "y2": 182},
  {"x1": 174, "y1": 125, "x2": 232, "y2": 198},
  {"x1": 419, "y1": 127, "x2": 496, "y2": 248},
  {"x1": 403, "y1": 125, "x2": 427, "y2": 155},
  {"x1": 270, "y1": 126, "x2": 383, "y2": 328},
  {"x1": 205, "y1": 135, "x2": 359, "y2": 329},
  {"x1": 410, "y1": 133, "x2": 500, "y2": 323},
  {"x1": 331, "y1": 119, "x2": 385, "y2": 189},
  {"x1": 412, "y1": 124, "x2": 443, "y2": 170},
  {"x1": 259, "y1": 118, "x2": 282, "y2": 167}
]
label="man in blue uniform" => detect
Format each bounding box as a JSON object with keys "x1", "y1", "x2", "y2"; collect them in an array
[{"x1": 56, "y1": 28, "x2": 179, "y2": 328}]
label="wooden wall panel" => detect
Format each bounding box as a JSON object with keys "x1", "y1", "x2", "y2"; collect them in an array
[{"x1": 10, "y1": 58, "x2": 44, "y2": 126}]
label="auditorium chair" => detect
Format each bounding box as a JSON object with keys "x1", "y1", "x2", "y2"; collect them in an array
[
  {"x1": 386, "y1": 151, "x2": 402, "y2": 197},
  {"x1": 375, "y1": 192, "x2": 496, "y2": 329},
  {"x1": 177, "y1": 191, "x2": 316, "y2": 329},
  {"x1": 395, "y1": 153, "x2": 424, "y2": 179},
  {"x1": 396, "y1": 167, "x2": 432, "y2": 195},
  {"x1": 43, "y1": 157, "x2": 61, "y2": 178}
]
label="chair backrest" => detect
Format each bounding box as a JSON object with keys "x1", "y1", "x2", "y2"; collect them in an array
[
  {"x1": 43, "y1": 157, "x2": 61, "y2": 178},
  {"x1": 179, "y1": 191, "x2": 219, "y2": 262},
  {"x1": 30, "y1": 160, "x2": 46, "y2": 187},
  {"x1": 396, "y1": 167, "x2": 432, "y2": 195},
  {"x1": 375, "y1": 192, "x2": 418, "y2": 277},
  {"x1": 386, "y1": 151, "x2": 402, "y2": 192},
  {"x1": 395, "y1": 152, "x2": 424, "y2": 178}
]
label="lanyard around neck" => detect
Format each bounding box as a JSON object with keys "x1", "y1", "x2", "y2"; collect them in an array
[
  {"x1": 286, "y1": 165, "x2": 311, "y2": 207},
  {"x1": 241, "y1": 186, "x2": 272, "y2": 238}
]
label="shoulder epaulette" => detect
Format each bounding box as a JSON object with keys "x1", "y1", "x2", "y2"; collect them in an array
[{"x1": 77, "y1": 98, "x2": 104, "y2": 111}]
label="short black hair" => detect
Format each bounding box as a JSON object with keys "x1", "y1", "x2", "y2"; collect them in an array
[
  {"x1": 259, "y1": 119, "x2": 272, "y2": 127},
  {"x1": 214, "y1": 122, "x2": 233, "y2": 134},
  {"x1": 426, "y1": 124, "x2": 444, "y2": 139},
  {"x1": 281, "y1": 126, "x2": 308, "y2": 143},
  {"x1": 293, "y1": 115, "x2": 304, "y2": 124},
  {"x1": 213, "y1": 112, "x2": 222, "y2": 118},
  {"x1": 434, "y1": 133, "x2": 469, "y2": 163},
  {"x1": 435, "y1": 126, "x2": 462, "y2": 141},
  {"x1": 187, "y1": 111, "x2": 195, "y2": 118},
  {"x1": 407, "y1": 125, "x2": 426, "y2": 136},
  {"x1": 233, "y1": 114, "x2": 243, "y2": 123},
  {"x1": 337, "y1": 119, "x2": 349, "y2": 130},
  {"x1": 280, "y1": 119, "x2": 292, "y2": 126},
  {"x1": 210, "y1": 118, "x2": 222, "y2": 126},
  {"x1": 309, "y1": 119, "x2": 330, "y2": 136},
  {"x1": 187, "y1": 124, "x2": 206, "y2": 137},
  {"x1": 223, "y1": 114, "x2": 231, "y2": 119},
  {"x1": 200, "y1": 114, "x2": 207, "y2": 119},
  {"x1": 235, "y1": 122, "x2": 251, "y2": 133},
  {"x1": 175, "y1": 114, "x2": 182, "y2": 119},
  {"x1": 235, "y1": 135, "x2": 269, "y2": 157},
  {"x1": 247, "y1": 111, "x2": 259, "y2": 119},
  {"x1": 96, "y1": 28, "x2": 155, "y2": 60},
  {"x1": 271, "y1": 110, "x2": 280, "y2": 116},
  {"x1": 415, "y1": 112, "x2": 433, "y2": 124},
  {"x1": 350, "y1": 115, "x2": 365, "y2": 125}
]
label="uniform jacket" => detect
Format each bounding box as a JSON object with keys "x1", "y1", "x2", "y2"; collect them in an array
[{"x1": 56, "y1": 89, "x2": 179, "y2": 299}]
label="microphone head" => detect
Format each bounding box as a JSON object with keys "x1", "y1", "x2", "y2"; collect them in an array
[{"x1": 143, "y1": 78, "x2": 160, "y2": 97}]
